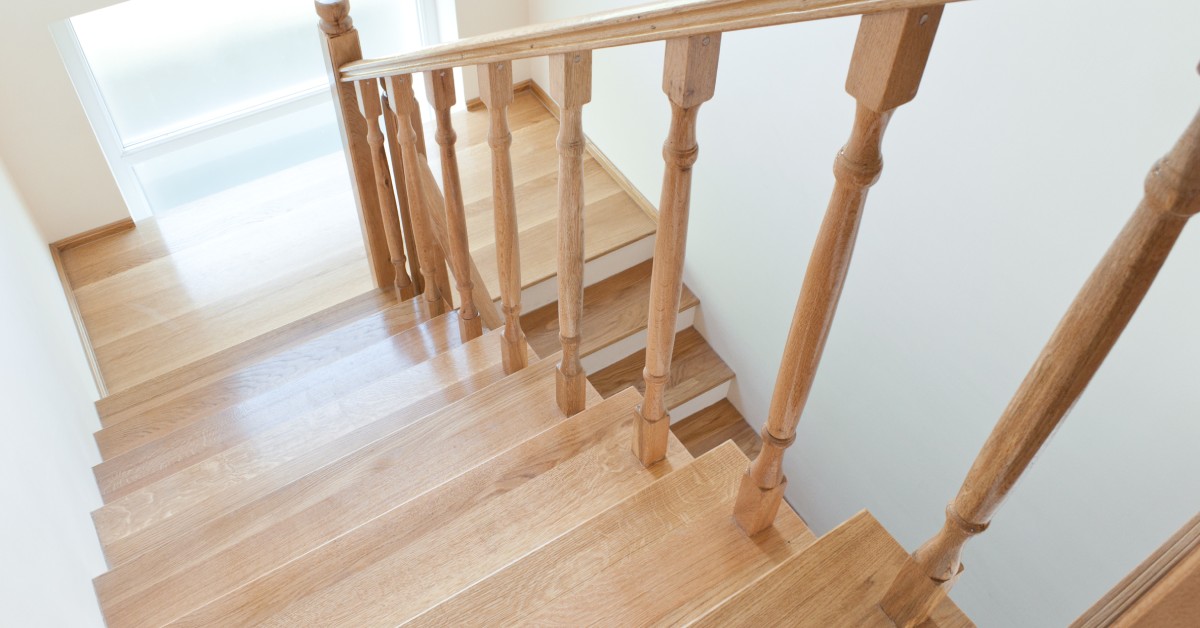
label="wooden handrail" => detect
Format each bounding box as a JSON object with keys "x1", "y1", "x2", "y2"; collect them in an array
[{"x1": 339, "y1": 0, "x2": 960, "y2": 81}]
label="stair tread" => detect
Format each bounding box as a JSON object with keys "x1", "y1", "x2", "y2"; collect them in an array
[
  {"x1": 95, "y1": 353, "x2": 607, "y2": 627},
  {"x1": 692, "y1": 510, "x2": 973, "y2": 628},
  {"x1": 412, "y1": 440, "x2": 814, "y2": 627},
  {"x1": 92, "y1": 324, "x2": 508, "y2": 566},
  {"x1": 169, "y1": 387, "x2": 691, "y2": 627},
  {"x1": 94, "y1": 288, "x2": 410, "y2": 428},
  {"x1": 673, "y1": 399, "x2": 763, "y2": 460},
  {"x1": 590, "y1": 327, "x2": 734, "y2": 410},
  {"x1": 522, "y1": 259, "x2": 699, "y2": 359}
]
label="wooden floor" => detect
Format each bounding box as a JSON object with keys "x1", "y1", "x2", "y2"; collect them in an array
[{"x1": 60, "y1": 90, "x2": 655, "y2": 394}]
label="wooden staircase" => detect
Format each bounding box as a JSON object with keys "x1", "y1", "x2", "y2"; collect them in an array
[{"x1": 74, "y1": 0, "x2": 1200, "y2": 625}]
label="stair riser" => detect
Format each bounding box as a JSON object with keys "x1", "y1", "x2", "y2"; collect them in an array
[
  {"x1": 581, "y1": 304, "x2": 695, "y2": 374},
  {"x1": 520, "y1": 233, "x2": 654, "y2": 313}
]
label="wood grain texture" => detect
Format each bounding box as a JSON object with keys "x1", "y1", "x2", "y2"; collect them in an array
[
  {"x1": 591, "y1": 327, "x2": 733, "y2": 410},
  {"x1": 673, "y1": 399, "x2": 762, "y2": 460},
  {"x1": 92, "y1": 313, "x2": 464, "y2": 503},
  {"x1": 96, "y1": 297, "x2": 427, "y2": 458},
  {"x1": 479, "y1": 60, "x2": 529, "y2": 373},
  {"x1": 387, "y1": 73, "x2": 448, "y2": 317},
  {"x1": 425, "y1": 67, "x2": 484, "y2": 339},
  {"x1": 638, "y1": 33, "x2": 721, "y2": 464},
  {"x1": 410, "y1": 440, "x2": 809, "y2": 627},
  {"x1": 95, "y1": 289, "x2": 405, "y2": 430},
  {"x1": 92, "y1": 326, "x2": 509, "y2": 566},
  {"x1": 1113, "y1": 546, "x2": 1200, "y2": 628},
  {"x1": 51, "y1": 217, "x2": 135, "y2": 252},
  {"x1": 692, "y1": 510, "x2": 971, "y2": 627},
  {"x1": 340, "y1": 0, "x2": 964, "y2": 80},
  {"x1": 169, "y1": 388, "x2": 685, "y2": 627},
  {"x1": 522, "y1": 259, "x2": 700, "y2": 359},
  {"x1": 736, "y1": 4, "x2": 941, "y2": 537},
  {"x1": 355, "y1": 78, "x2": 416, "y2": 298},
  {"x1": 550, "y1": 50, "x2": 593, "y2": 416},
  {"x1": 381, "y1": 86, "x2": 425, "y2": 294},
  {"x1": 317, "y1": 0, "x2": 391, "y2": 289},
  {"x1": 96, "y1": 349, "x2": 575, "y2": 627},
  {"x1": 50, "y1": 240, "x2": 109, "y2": 397},
  {"x1": 1075, "y1": 513, "x2": 1200, "y2": 628},
  {"x1": 889, "y1": 104, "x2": 1200, "y2": 625}
]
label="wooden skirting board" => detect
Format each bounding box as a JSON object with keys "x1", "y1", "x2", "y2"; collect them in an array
[
  {"x1": 468, "y1": 78, "x2": 660, "y2": 224},
  {"x1": 49, "y1": 217, "x2": 136, "y2": 398}
]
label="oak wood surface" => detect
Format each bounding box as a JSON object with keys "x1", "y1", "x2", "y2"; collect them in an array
[
  {"x1": 590, "y1": 327, "x2": 733, "y2": 411},
  {"x1": 168, "y1": 388, "x2": 684, "y2": 627},
  {"x1": 522, "y1": 258, "x2": 700, "y2": 359},
  {"x1": 96, "y1": 349, "x2": 574, "y2": 627},
  {"x1": 354, "y1": 78, "x2": 415, "y2": 298},
  {"x1": 735, "y1": 4, "x2": 942, "y2": 537},
  {"x1": 381, "y1": 87, "x2": 425, "y2": 294},
  {"x1": 692, "y1": 510, "x2": 971, "y2": 627},
  {"x1": 95, "y1": 289, "x2": 403, "y2": 427},
  {"x1": 638, "y1": 32, "x2": 721, "y2": 464},
  {"x1": 672, "y1": 399, "x2": 762, "y2": 460},
  {"x1": 317, "y1": 0, "x2": 391, "y2": 289},
  {"x1": 340, "y1": 0, "x2": 962, "y2": 80},
  {"x1": 1075, "y1": 513, "x2": 1200, "y2": 628},
  {"x1": 410, "y1": 440, "x2": 808, "y2": 627},
  {"x1": 479, "y1": 60, "x2": 529, "y2": 373},
  {"x1": 426, "y1": 68, "x2": 484, "y2": 338},
  {"x1": 92, "y1": 326, "x2": 509, "y2": 566},
  {"x1": 550, "y1": 50, "x2": 593, "y2": 416}
]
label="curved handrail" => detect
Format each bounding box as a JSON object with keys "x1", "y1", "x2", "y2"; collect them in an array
[{"x1": 339, "y1": 0, "x2": 958, "y2": 81}]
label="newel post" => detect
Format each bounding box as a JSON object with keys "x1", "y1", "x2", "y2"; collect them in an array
[
  {"x1": 635, "y1": 33, "x2": 721, "y2": 466},
  {"x1": 881, "y1": 90, "x2": 1200, "y2": 627},
  {"x1": 732, "y1": 6, "x2": 943, "y2": 536},
  {"x1": 315, "y1": 0, "x2": 393, "y2": 289}
]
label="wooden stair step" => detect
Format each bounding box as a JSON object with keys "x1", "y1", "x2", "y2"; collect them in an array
[
  {"x1": 91, "y1": 310, "x2": 483, "y2": 505},
  {"x1": 589, "y1": 327, "x2": 734, "y2": 412},
  {"x1": 92, "y1": 325, "x2": 508, "y2": 566},
  {"x1": 522, "y1": 259, "x2": 699, "y2": 360},
  {"x1": 94, "y1": 288, "x2": 413, "y2": 430},
  {"x1": 673, "y1": 399, "x2": 763, "y2": 460},
  {"x1": 411, "y1": 440, "x2": 814, "y2": 627},
  {"x1": 170, "y1": 387, "x2": 691, "y2": 627},
  {"x1": 94, "y1": 353, "x2": 604, "y2": 627},
  {"x1": 691, "y1": 510, "x2": 973, "y2": 628}
]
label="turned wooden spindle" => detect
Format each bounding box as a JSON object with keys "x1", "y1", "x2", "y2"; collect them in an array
[
  {"x1": 635, "y1": 33, "x2": 721, "y2": 466},
  {"x1": 385, "y1": 73, "x2": 446, "y2": 317},
  {"x1": 550, "y1": 51, "x2": 592, "y2": 416},
  {"x1": 733, "y1": 6, "x2": 943, "y2": 536},
  {"x1": 425, "y1": 68, "x2": 483, "y2": 341},
  {"x1": 380, "y1": 81, "x2": 424, "y2": 295},
  {"x1": 315, "y1": 0, "x2": 392, "y2": 290},
  {"x1": 354, "y1": 79, "x2": 416, "y2": 300},
  {"x1": 479, "y1": 61, "x2": 528, "y2": 373},
  {"x1": 882, "y1": 101, "x2": 1200, "y2": 627}
]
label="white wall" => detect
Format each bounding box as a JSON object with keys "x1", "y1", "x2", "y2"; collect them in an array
[
  {"x1": 1, "y1": 0, "x2": 132, "y2": 243},
  {"x1": 0, "y1": 159, "x2": 107, "y2": 625},
  {"x1": 454, "y1": 0, "x2": 532, "y2": 100},
  {"x1": 527, "y1": 1, "x2": 1200, "y2": 625}
]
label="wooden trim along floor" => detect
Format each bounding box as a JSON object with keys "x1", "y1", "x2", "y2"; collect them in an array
[
  {"x1": 49, "y1": 217, "x2": 136, "y2": 397},
  {"x1": 470, "y1": 78, "x2": 660, "y2": 224}
]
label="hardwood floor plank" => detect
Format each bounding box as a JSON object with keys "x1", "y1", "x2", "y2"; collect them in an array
[
  {"x1": 95, "y1": 353, "x2": 595, "y2": 624},
  {"x1": 691, "y1": 511, "x2": 972, "y2": 627},
  {"x1": 522, "y1": 259, "x2": 699, "y2": 359},
  {"x1": 95, "y1": 288, "x2": 402, "y2": 425},
  {"x1": 413, "y1": 441, "x2": 812, "y2": 627},
  {"x1": 171, "y1": 388, "x2": 690, "y2": 628},
  {"x1": 92, "y1": 329, "x2": 510, "y2": 564},
  {"x1": 93, "y1": 313, "x2": 467, "y2": 501},
  {"x1": 589, "y1": 327, "x2": 734, "y2": 410},
  {"x1": 673, "y1": 399, "x2": 763, "y2": 460}
]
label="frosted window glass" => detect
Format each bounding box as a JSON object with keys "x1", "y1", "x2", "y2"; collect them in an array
[{"x1": 71, "y1": 0, "x2": 424, "y2": 146}]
